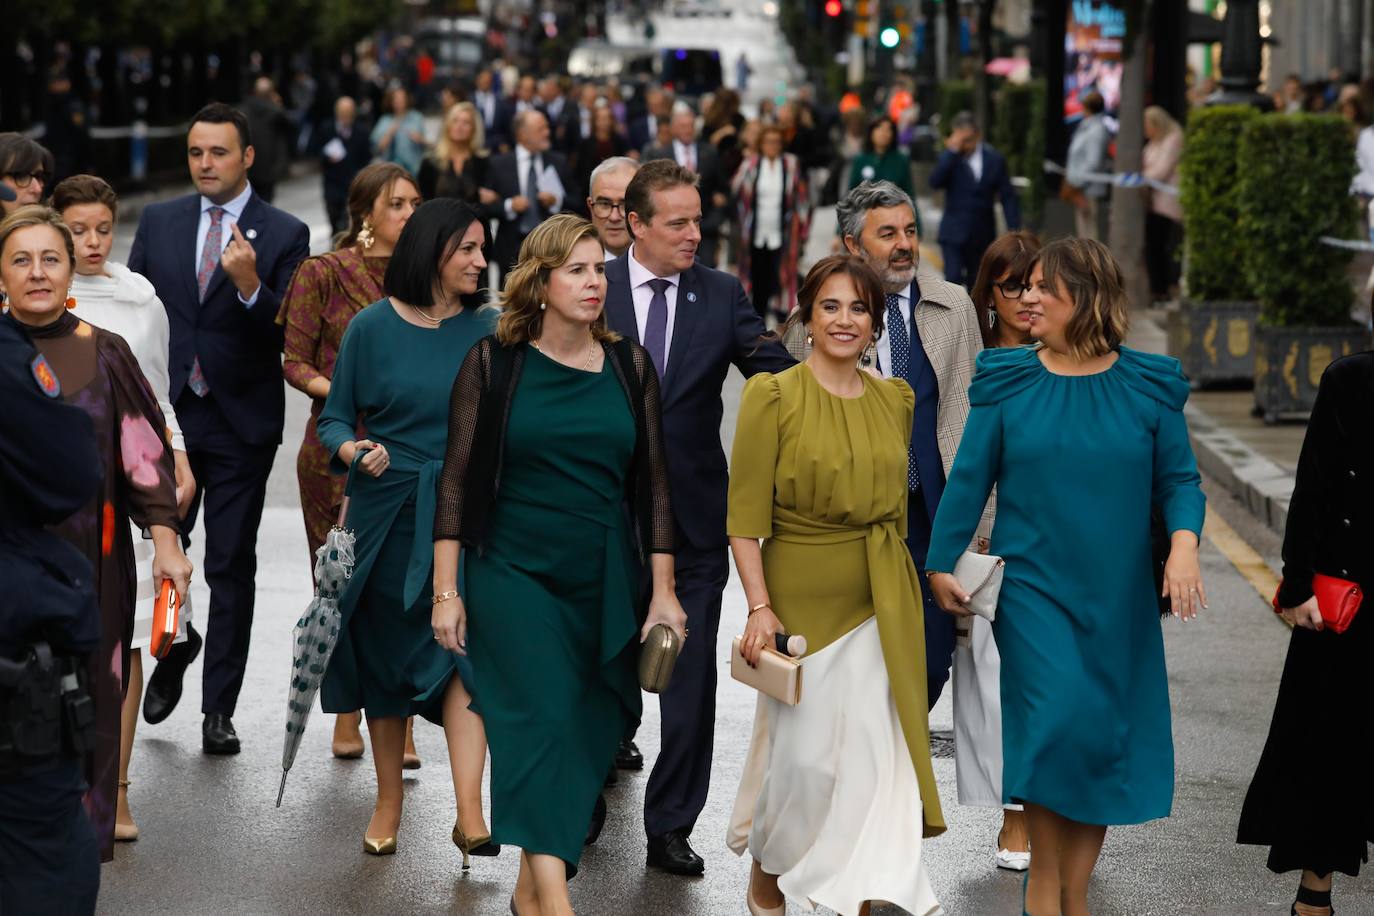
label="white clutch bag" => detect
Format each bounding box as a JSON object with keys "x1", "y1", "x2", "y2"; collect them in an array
[{"x1": 951, "y1": 551, "x2": 1005, "y2": 621}]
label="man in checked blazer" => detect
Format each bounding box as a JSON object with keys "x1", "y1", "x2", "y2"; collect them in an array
[{"x1": 836, "y1": 179, "x2": 994, "y2": 709}]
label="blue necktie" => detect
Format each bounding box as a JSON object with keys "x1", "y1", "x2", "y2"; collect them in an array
[
  {"x1": 644, "y1": 278, "x2": 670, "y2": 379},
  {"x1": 885, "y1": 293, "x2": 920, "y2": 491}
]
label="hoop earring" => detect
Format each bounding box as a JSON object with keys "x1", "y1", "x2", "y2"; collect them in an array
[{"x1": 357, "y1": 220, "x2": 375, "y2": 250}]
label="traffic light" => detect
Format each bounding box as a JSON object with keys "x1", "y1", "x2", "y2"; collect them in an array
[
  {"x1": 879, "y1": 26, "x2": 900, "y2": 48},
  {"x1": 825, "y1": 0, "x2": 843, "y2": 16}
]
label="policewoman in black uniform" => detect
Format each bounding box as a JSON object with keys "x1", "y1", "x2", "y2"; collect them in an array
[{"x1": 0, "y1": 183, "x2": 103, "y2": 915}]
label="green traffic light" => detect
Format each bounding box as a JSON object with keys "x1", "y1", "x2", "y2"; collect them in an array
[{"x1": 879, "y1": 26, "x2": 900, "y2": 48}]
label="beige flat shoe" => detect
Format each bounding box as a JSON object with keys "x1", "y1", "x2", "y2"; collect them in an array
[{"x1": 114, "y1": 779, "x2": 139, "y2": 842}]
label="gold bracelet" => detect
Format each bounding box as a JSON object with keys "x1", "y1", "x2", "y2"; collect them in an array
[
  {"x1": 749, "y1": 602, "x2": 771, "y2": 616},
  {"x1": 432, "y1": 590, "x2": 459, "y2": 605}
]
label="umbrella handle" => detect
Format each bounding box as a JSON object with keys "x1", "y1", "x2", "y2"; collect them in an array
[{"x1": 335, "y1": 447, "x2": 372, "y2": 529}]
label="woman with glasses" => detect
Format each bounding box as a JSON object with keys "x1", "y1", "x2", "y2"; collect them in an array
[
  {"x1": 951, "y1": 230, "x2": 1041, "y2": 876},
  {"x1": 0, "y1": 133, "x2": 54, "y2": 214}
]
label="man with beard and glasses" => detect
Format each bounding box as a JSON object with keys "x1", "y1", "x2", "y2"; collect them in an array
[{"x1": 835, "y1": 179, "x2": 993, "y2": 710}]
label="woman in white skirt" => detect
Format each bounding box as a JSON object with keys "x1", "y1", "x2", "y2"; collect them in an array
[
  {"x1": 56, "y1": 175, "x2": 197, "y2": 842},
  {"x1": 726, "y1": 256, "x2": 944, "y2": 916}
]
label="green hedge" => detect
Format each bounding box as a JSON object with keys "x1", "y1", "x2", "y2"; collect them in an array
[
  {"x1": 990, "y1": 79, "x2": 1047, "y2": 221},
  {"x1": 1235, "y1": 114, "x2": 1358, "y2": 326},
  {"x1": 1178, "y1": 105, "x2": 1261, "y2": 301},
  {"x1": 937, "y1": 80, "x2": 975, "y2": 137}
]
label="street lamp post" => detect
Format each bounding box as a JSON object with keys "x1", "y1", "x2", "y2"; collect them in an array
[{"x1": 1210, "y1": 0, "x2": 1276, "y2": 110}]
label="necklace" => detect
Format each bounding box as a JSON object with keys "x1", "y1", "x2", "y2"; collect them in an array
[
  {"x1": 532, "y1": 335, "x2": 597, "y2": 371},
  {"x1": 411, "y1": 293, "x2": 456, "y2": 327}
]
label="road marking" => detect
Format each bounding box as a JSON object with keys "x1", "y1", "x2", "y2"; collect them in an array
[{"x1": 1202, "y1": 512, "x2": 1291, "y2": 628}]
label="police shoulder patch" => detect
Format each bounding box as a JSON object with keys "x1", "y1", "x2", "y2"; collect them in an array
[{"x1": 30, "y1": 354, "x2": 60, "y2": 398}]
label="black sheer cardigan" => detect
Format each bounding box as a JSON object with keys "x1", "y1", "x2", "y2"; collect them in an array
[{"x1": 434, "y1": 334, "x2": 675, "y2": 581}]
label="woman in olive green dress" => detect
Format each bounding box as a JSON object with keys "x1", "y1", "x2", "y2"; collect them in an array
[
  {"x1": 432, "y1": 214, "x2": 685, "y2": 915},
  {"x1": 726, "y1": 256, "x2": 944, "y2": 916},
  {"x1": 316, "y1": 199, "x2": 496, "y2": 860}
]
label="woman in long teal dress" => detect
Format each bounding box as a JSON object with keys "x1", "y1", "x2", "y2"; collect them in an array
[
  {"x1": 926, "y1": 238, "x2": 1208, "y2": 916},
  {"x1": 433, "y1": 214, "x2": 684, "y2": 915},
  {"x1": 316, "y1": 200, "x2": 497, "y2": 861}
]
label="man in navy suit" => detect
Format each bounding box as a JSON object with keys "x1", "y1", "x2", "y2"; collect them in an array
[
  {"x1": 928, "y1": 111, "x2": 1022, "y2": 288},
  {"x1": 128, "y1": 103, "x2": 310, "y2": 755},
  {"x1": 483, "y1": 110, "x2": 576, "y2": 286},
  {"x1": 603, "y1": 159, "x2": 793, "y2": 875}
]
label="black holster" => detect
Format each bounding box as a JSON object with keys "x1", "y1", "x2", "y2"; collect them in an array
[{"x1": 0, "y1": 642, "x2": 94, "y2": 777}]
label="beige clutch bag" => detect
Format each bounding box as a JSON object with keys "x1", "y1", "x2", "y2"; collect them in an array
[
  {"x1": 730, "y1": 637, "x2": 803, "y2": 706},
  {"x1": 638, "y1": 624, "x2": 681, "y2": 693}
]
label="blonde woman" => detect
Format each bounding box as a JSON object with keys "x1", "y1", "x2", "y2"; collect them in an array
[
  {"x1": 1142, "y1": 106, "x2": 1184, "y2": 303},
  {"x1": 433, "y1": 214, "x2": 684, "y2": 914},
  {"x1": 419, "y1": 102, "x2": 498, "y2": 208},
  {"x1": 927, "y1": 238, "x2": 1207, "y2": 916}
]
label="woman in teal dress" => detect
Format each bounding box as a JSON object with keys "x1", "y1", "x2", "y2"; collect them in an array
[
  {"x1": 926, "y1": 238, "x2": 1208, "y2": 916},
  {"x1": 433, "y1": 214, "x2": 684, "y2": 915},
  {"x1": 317, "y1": 199, "x2": 497, "y2": 861}
]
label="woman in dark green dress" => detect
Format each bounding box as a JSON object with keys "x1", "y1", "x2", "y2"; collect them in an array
[
  {"x1": 316, "y1": 200, "x2": 497, "y2": 861},
  {"x1": 433, "y1": 214, "x2": 685, "y2": 915}
]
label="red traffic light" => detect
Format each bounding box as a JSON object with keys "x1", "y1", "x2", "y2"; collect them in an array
[{"x1": 825, "y1": 0, "x2": 843, "y2": 16}]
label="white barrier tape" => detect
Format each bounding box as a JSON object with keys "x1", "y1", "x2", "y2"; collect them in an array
[
  {"x1": 1041, "y1": 159, "x2": 1178, "y2": 196},
  {"x1": 1319, "y1": 235, "x2": 1374, "y2": 252},
  {"x1": 24, "y1": 122, "x2": 188, "y2": 141}
]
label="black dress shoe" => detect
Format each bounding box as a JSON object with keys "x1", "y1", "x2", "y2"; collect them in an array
[
  {"x1": 646, "y1": 830, "x2": 705, "y2": 876},
  {"x1": 615, "y1": 738, "x2": 644, "y2": 771},
  {"x1": 584, "y1": 794, "x2": 606, "y2": 846},
  {"x1": 202, "y1": 713, "x2": 241, "y2": 755},
  {"x1": 143, "y1": 624, "x2": 202, "y2": 725}
]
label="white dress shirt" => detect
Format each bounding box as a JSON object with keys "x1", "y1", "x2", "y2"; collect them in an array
[
  {"x1": 753, "y1": 156, "x2": 785, "y2": 250},
  {"x1": 873, "y1": 284, "x2": 913, "y2": 378},
  {"x1": 627, "y1": 245, "x2": 681, "y2": 372},
  {"x1": 1353, "y1": 125, "x2": 1374, "y2": 197},
  {"x1": 673, "y1": 140, "x2": 698, "y2": 171},
  {"x1": 506, "y1": 145, "x2": 564, "y2": 219},
  {"x1": 475, "y1": 90, "x2": 497, "y2": 128},
  {"x1": 604, "y1": 248, "x2": 619, "y2": 262},
  {"x1": 196, "y1": 181, "x2": 259, "y2": 305},
  {"x1": 966, "y1": 143, "x2": 984, "y2": 183}
]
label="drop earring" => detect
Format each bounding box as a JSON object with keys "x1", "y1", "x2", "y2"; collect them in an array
[
  {"x1": 988, "y1": 308, "x2": 997, "y2": 330},
  {"x1": 357, "y1": 220, "x2": 375, "y2": 250},
  {"x1": 805, "y1": 331, "x2": 813, "y2": 346}
]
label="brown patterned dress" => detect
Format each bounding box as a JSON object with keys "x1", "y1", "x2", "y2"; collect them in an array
[
  {"x1": 277, "y1": 248, "x2": 388, "y2": 563},
  {"x1": 26, "y1": 309, "x2": 179, "y2": 862}
]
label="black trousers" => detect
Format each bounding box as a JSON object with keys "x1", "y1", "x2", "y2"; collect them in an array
[
  {"x1": 749, "y1": 245, "x2": 784, "y2": 319},
  {"x1": 1144, "y1": 211, "x2": 1182, "y2": 300},
  {"x1": 941, "y1": 236, "x2": 992, "y2": 290},
  {"x1": 905, "y1": 489, "x2": 956, "y2": 708},
  {"x1": 643, "y1": 543, "x2": 729, "y2": 838},
  {"x1": 174, "y1": 392, "x2": 279, "y2": 717},
  {"x1": 0, "y1": 761, "x2": 99, "y2": 915},
  {"x1": 324, "y1": 191, "x2": 349, "y2": 236}
]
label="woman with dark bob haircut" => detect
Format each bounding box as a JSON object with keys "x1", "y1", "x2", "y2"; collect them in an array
[
  {"x1": 728, "y1": 255, "x2": 947, "y2": 916},
  {"x1": 0, "y1": 132, "x2": 55, "y2": 214},
  {"x1": 315, "y1": 198, "x2": 499, "y2": 863},
  {"x1": 927, "y1": 238, "x2": 1207, "y2": 916}
]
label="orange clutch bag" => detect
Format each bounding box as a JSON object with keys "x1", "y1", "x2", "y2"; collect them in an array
[{"x1": 149, "y1": 580, "x2": 180, "y2": 660}]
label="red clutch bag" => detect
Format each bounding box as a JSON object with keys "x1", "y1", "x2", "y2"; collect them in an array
[
  {"x1": 149, "y1": 580, "x2": 180, "y2": 659},
  {"x1": 1271, "y1": 574, "x2": 1363, "y2": 634}
]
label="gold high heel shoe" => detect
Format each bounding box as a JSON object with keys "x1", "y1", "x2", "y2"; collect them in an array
[
  {"x1": 747, "y1": 861, "x2": 785, "y2": 916},
  {"x1": 363, "y1": 836, "x2": 397, "y2": 855},
  {"x1": 452, "y1": 821, "x2": 501, "y2": 869},
  {"x1": 114, "y1": 779, "x2": 139, "y2": 842}
]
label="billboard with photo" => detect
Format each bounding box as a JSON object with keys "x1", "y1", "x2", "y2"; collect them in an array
[{"x1": 1064, "y1": 0, "x2": 1125, "y2": 125}]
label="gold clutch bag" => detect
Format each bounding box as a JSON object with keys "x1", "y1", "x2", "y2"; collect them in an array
[
  {"x1": 730, "y1": 637, "x2": 803, "y2": 706},
  {"x1": 638, "y1": 624, "x2": 681, "y2": 693}
]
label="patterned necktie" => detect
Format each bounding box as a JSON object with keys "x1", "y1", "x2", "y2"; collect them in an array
[
  {"x1": 643, "y1": 278, "x2": 670, "y2": 380},
  {"x1": 885, "y1": 293, "x2": 920, "y2": 491},
  {"x1": 521, "y1": 157, "x2": 543, "y2": 233},
  {"x1": 683, "y1": 144, "x2": 696, "y2": 172},
  {"x1": 188, "y1": 206, "x2": 223, "y2": 397}
]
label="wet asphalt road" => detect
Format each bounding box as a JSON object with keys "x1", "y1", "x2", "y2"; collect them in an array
[{"x1": 96, "y1": 169, "x2": 1374, "y2": 916}]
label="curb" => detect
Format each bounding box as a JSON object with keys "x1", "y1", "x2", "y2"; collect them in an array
[{"x1": 1184, "y1": 403, "x2": 1293, "y2": 537}]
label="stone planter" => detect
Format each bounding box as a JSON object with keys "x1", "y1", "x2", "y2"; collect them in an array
[
  {"x1": 1254, "y1": 324, "x2": 1372, "y2": 423},
  {"x1": 1165, "y1": 300, "x2": 1259, "y2": 389}
]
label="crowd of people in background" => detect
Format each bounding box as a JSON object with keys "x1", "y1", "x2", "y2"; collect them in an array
[{"x1": 1, "y1": 41, "x2": 1371, "y2": 916}]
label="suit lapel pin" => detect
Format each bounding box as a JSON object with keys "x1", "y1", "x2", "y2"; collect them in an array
[
  {"x1": 245, "y1": 228, "x2": 258, "y2": 240},
  {"x1": 686, "y1": 292, "x2": 696, "y2": 303}
]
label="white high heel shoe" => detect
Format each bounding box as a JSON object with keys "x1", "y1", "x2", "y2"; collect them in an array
[{"x1": 995, "y1": 845, "x2": 1031, "y2": 871}]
